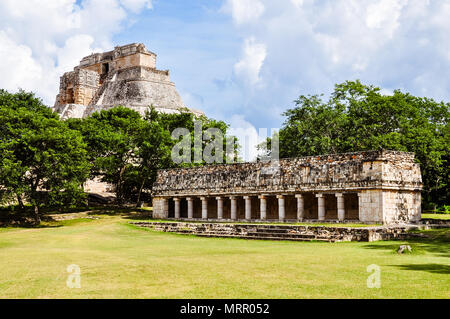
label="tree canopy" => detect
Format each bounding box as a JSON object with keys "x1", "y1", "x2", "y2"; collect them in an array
[
  {"x1": 261, "y1": 80, "x2": 449, "y2": 209},
  {"x1": 2, "y1": 83, "x2": 447, "y2": 214},
  {"x1": 67, "y1": 106, "x2": 238, "y2": 205},
  {"x1": 0, "y1": 90, "x2": 90, "y2": 221},
  {"x1": 0, "y1": 91, "x2": 238, "y2": 213}
]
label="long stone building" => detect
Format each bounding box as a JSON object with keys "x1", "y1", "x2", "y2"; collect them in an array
[
  {"x1": 152, "y1": 150, "x2": 423, "y2": 224},
  {"x1": 53, "y1": 43, "x2": 203, "y2": 119}
]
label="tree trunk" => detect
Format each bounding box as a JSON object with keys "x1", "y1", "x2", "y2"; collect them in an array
[
  {"x1": 33, "y1": 204, "x2": 41, "y2": 224},
  {"x1": 29, "y1": 178, "x2": 41, "y2": 224},
  {"x1": 16, "y1": 194, "x2": 25, "y2": 210},
  {"x1": 116, "y1": 165, "x2": 127, "y2": 205},
  {"x1": 136, "y1": 179, "x2": 145, "y2": 207}
]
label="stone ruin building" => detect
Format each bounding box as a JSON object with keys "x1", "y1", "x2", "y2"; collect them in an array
[
  {"x1": 53, "y1": 43, "x2": 203, "y2": 119},
  {"x1": 152, "y1": 150, "x2": 423, "y2": 225},
  {"x1": 52, "y1": 43, "x2": 204, "y2": 194},
  {"x1": 50, "y1": 44, "x2": 424, "y2": 225}
]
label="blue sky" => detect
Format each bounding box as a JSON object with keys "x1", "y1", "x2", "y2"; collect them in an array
[{"x1": 1, "y1": 0, "x2": 450, "y2": 159}]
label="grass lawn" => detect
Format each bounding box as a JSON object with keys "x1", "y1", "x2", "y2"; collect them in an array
[
  {"x1": 0, "y1": 212, "x2": 448, "y2": 299},
  {"x1": 422, "y1": 213, "x2": 450, "y2": 220}
]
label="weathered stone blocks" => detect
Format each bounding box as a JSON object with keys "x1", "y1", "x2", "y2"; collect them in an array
[
  {"x1": 153, "y1": 150, "x2": 423, "y2": 224},
  {"x1": 133, "y1": 221, "x2": 423, "y2": 242},
  {"x1": 53, "y1": 43, "x2": 203, "y2": 119}
]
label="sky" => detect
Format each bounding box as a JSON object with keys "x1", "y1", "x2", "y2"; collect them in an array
[{"x1": 1, "y1": 0, "x2": 450, "y2": 160}]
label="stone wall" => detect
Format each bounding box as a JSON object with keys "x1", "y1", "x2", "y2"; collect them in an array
[
  {"x1": 55, "y1": 69, "x2": 99, "y2": 107},
  {"x1": 84, "y1": 178, "x2": 115, "y2": 194},
  {"x1": 96, "y1": 66, "x2": 185, "y2": 111},
  {"x1": 152, "y1": 150, "x2": 422, "y2": 224},
  {"x1": 79, "y1": 43, "x2": 156, "y2": 70},
  {"x1": 133, "y1": 221, "x2": 421, "y2": 242},
  {"x1": 382, "y1": 190, "x2": 421, "y2": 224},
  {"x1": 358, "y1": 190, "x2": 384, "y2": 223},
  {"x1": 153, "y1": 150, "x2": 422, "y2": 196}
]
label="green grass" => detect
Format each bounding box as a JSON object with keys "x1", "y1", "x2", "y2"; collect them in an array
[
  {"x1": 0, "y1": 213, "x2": 448, "y2": 299},
  {"x1": 422, "y1": 213, "x2": 450, "y2": 220}
]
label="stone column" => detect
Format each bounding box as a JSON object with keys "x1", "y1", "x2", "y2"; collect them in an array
[
  {"x1": 357, "y1": 192, "x2": 363, "y2": 222},
  {"x1": 244, "y1": 196, "x2": 252, "y2": 220},
  {"x1": 230, "y1": 196, "x2": 237, "y2": 220},
  {"x1": 201, "y1": 197, "x2": 208, "y2": 219},
  {"x1": 216, "y1": 197, "x2": 223, "y2": 220},
  {"x1": 277, "y1": 195, "x2": 285, "y2": 221},
  {"x1": 336, "y1": 193, "x2": 345, "y2": 221},
  {"x1": 174, "y1": 198, "x2": 180, "y2": 219},
  {"x1": 187, "y1": 197, "x2": 194, "y2": 219},
  {"x1": 295, "y1": 194, "x2": 304, "y2": 221},
  {"x1": 258, "y1": 195, "x2": 267, "y2": 220},
  {"x1": 316, "y1": 194, "x2": 325, "y2": 221},
  {"x1": 163, "y1": 198, "x2": 169, "y2": 218}
]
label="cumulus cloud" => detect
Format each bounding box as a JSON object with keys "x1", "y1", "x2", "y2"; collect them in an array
[
  {"x1": 0, "y1": 31, "x2": 43, "y2": 93},
  {"x1": 234, "y1": 37, "x2": 267, "y2": 86},
  {"x1": 365, "y1": 0, "x2": 408, "y2": 38},
  {"x1": 120, "y1": 0, "x2": 153, "y2": 13},
  {"x1": 221, "y1": 0, "x2": 265, "y2": 25},
  {"x1": 220, "y1": 0, "x2": 450, "y2": 132},
  {"x1": 0, "y1": 0, "x2": 152, "y2": 105},
  {"x1": 290, "y1": 0, "x2": 304, "y2": 8}
]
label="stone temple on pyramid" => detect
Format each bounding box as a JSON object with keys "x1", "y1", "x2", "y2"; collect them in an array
[{"x1": 53, "y1": 43, "x2": 203, "y2": 119}]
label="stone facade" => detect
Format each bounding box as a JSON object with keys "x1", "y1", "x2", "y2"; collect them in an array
[
  {"x1": 55, "y1": 68, "x2": 100, "y2": 106},
  {"x1": 53, "y1": 43, "x2": 203, "y2": 119},
  {"x1": 152, "y1": 150, "x2": 423, "y2": 224}
]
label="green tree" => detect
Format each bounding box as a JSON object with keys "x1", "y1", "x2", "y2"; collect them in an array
[
  {"x1": 153, "y1": 108, "x2": 239, "y2": 166},
  {"x1": 263, "y1": 80, "x2": 449, "y2": 209},
  {"x1": 70, "y1": 106, "x2": 239, "y2": 205},
  {"x1": 126, "y1": 108, "x2": 173, "y2": 205},
  {"x1": 68, "y1": 106, "x2": 143, "y2": 204},
  {"x1": 0, "y1": 90, "x2": 90, "y2": 222}
]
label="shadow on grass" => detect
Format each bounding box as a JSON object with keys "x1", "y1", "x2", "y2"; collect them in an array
[
  {"x1": 392, "y1": 263, "x2": 450, "y2": 274},
  {"x1": 0, "y1": 205, "x2": 144, "y2": 229},
  {"x1": 122, "y1": 211, "x2": 152, "y2": 220},
  {"x1": 86, "y1": 207, "x2": 151, "y2": 219},
  {"x1": 363, "y1": 229, "x2": 450, "y2": 275},
  {"x1": 363, "y1": 228, "x2": 450, "y2": 258},
  {"x1": 0, "y1": 219, "x2": 64, "y2": 229}
]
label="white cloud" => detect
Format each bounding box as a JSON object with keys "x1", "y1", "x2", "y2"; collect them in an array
[
  {"x1": 291, "y1": 0, "x2": 304, "y2": 9},
  {"x1": 120, "y1": 0, "x2": 152, "y2": 13},
  {"x1": 0, "y1": 0, "x2": 152, "y2": 105},
  {"x1": 222, "y1": 0, "x2": 264, "y2": 25},
  {"x1": 366, "y1": 0, "x2": 408, "y2": 38},
  {"x1": 234, "y1": 37, "x2": 267, "y2": 86},
  {"x1": 179, "y1": 90, "x2": 204, "y2": 112},
  {"x1": 213, "y1": 0, "x2": 450, "y2": 134},
  {"x1": 0, "y1": 31, "x2": 43, "y2": 93},
  {"x1": 221, "y1": 0, "x2": 450, "y2": 114}
]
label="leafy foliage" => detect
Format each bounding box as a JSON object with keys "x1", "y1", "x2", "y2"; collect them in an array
[
  {"x1": 0, "y1": 90, "x2": 90, "y2": 221},
  {"x1": 262, "y1": 80, "x2": 449, "y2": 209},
  {"x1": 68, "y1": 106, "x2": 237, "y2": 205}
]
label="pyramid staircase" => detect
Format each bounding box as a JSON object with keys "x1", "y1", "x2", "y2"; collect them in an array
[{"x1": 88, "y1": 70, "x2": 117, "y2": 107}]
